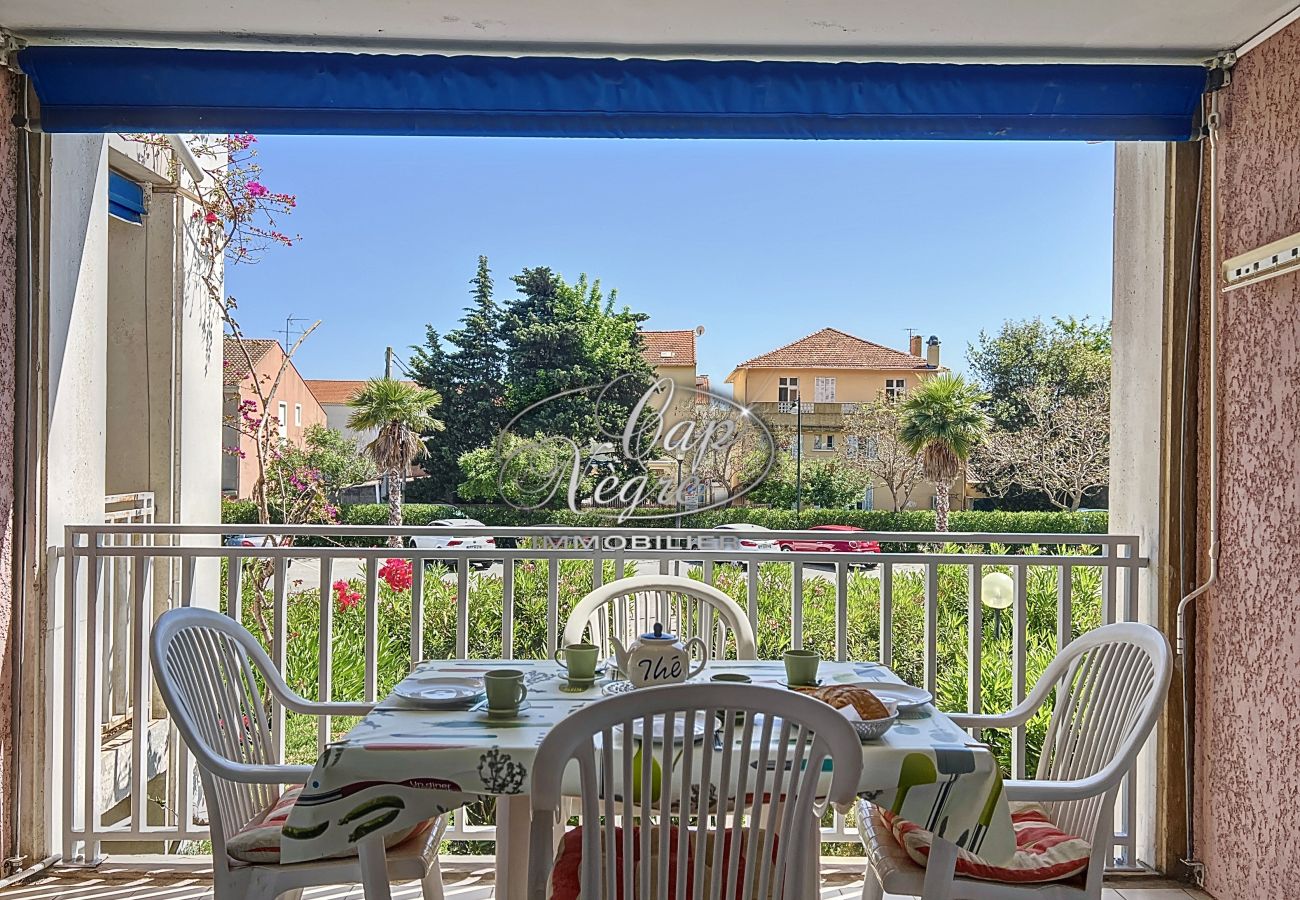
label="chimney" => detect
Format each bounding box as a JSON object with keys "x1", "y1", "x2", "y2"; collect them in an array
[
  {"x1": 909, "y1": 334, "x2": 923, "y2": 357},
  {"x1": 926, "y1": 335, "x2": 941, "y2": 367}
]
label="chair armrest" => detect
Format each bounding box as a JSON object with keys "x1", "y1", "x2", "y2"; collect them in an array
[
  {"x1": 291, "y1": 700, "x2": 374, "y2": 717},
  {"x1": 948, "y1": 710, "x2": 1037, "y2": 730},
  {"x1": 206, "y1": 759, "x2": 316, "y2": 785},
  {"x1": 1001, "y1": 774, "x2": 1111, "y2": 803}
]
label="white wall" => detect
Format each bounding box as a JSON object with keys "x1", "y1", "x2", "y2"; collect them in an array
[{"x1": 27, "y1": 133, "x2": 110, "y2": 859}]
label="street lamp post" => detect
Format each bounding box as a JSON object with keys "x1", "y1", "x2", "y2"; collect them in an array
[{"x1": 794, "y1": 396, "x2": 804, "y2": 514}]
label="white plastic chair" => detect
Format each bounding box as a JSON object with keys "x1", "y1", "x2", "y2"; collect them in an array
[
  {"x1": 526, "y1": 682, "x2": 864, "y2": 900},
  {"x1": 858, "y1": 622, "x2": 1172, "y2": 900},
  {"x1": 564, "y1": 575, "x2": 758, "y2": 662},
  {"x1": 150, "y1": 607, "x2": 448, "y2": 900}
]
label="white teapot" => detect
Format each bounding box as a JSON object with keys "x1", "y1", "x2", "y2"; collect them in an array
[{"x1": 610, "y1": 623, "x2": 708, "y2": 688}]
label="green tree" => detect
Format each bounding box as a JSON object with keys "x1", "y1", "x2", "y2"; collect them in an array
[
  {"x1": 967, "y1": 316, "x2": 1110, "y2": 509},
  {"x1": 967, "y1": 316, "x2": 1110, "y2": 431},
  {"x1": 409, "y1": 256, "x2": 508, "y2": 498},
  {"x1": 899, "y1": 374, "x2": 989, "y2": 531},
  {"x1": 457, "y1": 433, "x2": 587, "y2": 508},
  {"x1": 347, "y1": 379, "x2": 444, "y2": 545},
  {"x1": 500, "y1": 267, "x2": 656, "y2": 446}
]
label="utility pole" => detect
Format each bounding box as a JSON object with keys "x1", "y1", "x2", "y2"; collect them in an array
[{"x1": 385, "y1": 346, "x2": 394, "y2": 379}]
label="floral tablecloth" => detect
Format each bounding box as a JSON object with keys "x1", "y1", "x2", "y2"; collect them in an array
[{"x1": 281, "y1": 658, "x2": 1013, "y2": 865}]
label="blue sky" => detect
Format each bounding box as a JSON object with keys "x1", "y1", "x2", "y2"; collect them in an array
[{"x1": 227, "y1": 136, "x2": 1115, "y2": 390}]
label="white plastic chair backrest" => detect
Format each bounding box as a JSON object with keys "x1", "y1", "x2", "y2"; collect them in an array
[
  {"x1": 526, "y1": 683, "x2": 863, "y2": 900},
  {"x1": 1030, "y1": 622, "x2": 1171, "y2": 841},
  {"x1": 150, "y1": 607, "x2": 285, "y2": 850},
  {"x1": 564, "y1": 575, "x2": 758, "y2": 661}
]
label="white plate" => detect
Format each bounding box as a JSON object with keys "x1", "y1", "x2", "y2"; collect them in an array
[
  {"x1": 848, "y1": 681, "x2": 933, "y2": 712},
  {"x1": 619, "y1": 713, "x2": 711, "y2": 744},
  {"x1": 393, "y1": 677, "x2": 484, "y2": 706}
]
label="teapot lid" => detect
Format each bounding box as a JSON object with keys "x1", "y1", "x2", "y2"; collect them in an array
[{"x1": 641, "y1": 623, "x2": 676, "y2": 641}]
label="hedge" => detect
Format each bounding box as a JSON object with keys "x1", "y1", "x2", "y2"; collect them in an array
[{"x1": 221, "y1": 499, "x2": 1107, "y2": 539}]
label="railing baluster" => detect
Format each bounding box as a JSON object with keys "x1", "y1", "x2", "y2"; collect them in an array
[
  {"x1": 410, "y1": 554, "x2": 424, "y2": 665},
  {"x1": 272, "y1": 557, "x2": 288, "y2": 761},
  {"x1": 967, "y1": 564, "x2": 983, "y2": 726},
  {"x1": 746, "y1": 562, "x2": 759, "y2": 636},
  {"x1": 547, "y1": 558, "x2": 560, "y2": 658},
  {"x1": 1123, "y1": 539, "x2": 1138, "y2": 622},
  {"x1": 226, "y1": 552, "x2": 242, "y2": 621},
  {"x1": 181, "y1": 555, "x2": 196, "y2": 607},
  {"x1": 880, "y1": 562, "x2": 893, "y2": 669},
  {"x1": 924, "y1": 561, "x2": 939, "y2": 696},
  {"x1": 791, "y1": 559, "x2": 804, "y2": 650},
  {"x1": 130, "y1": 555, "x2": 151, "y2": 836},
  {"x1": 364, "y1": 556, "x2": 379, "y2": 702},
  {"x1": 1057, "y1": 563, "x2": 1073, "y2": 652},
  {"x1": 501, "y1": 557, "x2": 514, "y2": 660},
  {"x1": 835, "y1": 561, "x2": 848, "y2": 661},
  {"x1": 318, "y1": 554, "x2": 333, "y2": 751},
  {"x1": 1101, "y1": 544, "x2": 1117, "y2": 625},
  {"x1": 82, "y1": 550, "x2": 104, "y2": 862},
  {"x1": 456, "y1": 559, "x2": 470, "y2": 659},
  {"x1": 1012, "y1": 562, "x2": 1028, "y2": 779}
]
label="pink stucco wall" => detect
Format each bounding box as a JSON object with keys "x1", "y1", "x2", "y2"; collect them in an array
[
  {"x1": 1194, "y1": 20, "x2": 1300, "y2": 899},
  {"x1": 0, "y1": 68, "x2": 19, "y2": 863}
]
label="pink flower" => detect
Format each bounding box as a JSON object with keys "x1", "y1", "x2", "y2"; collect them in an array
[
  {"x1": 247, "y1": 181, "x2": 269, "y2": 198},
  {"x1": 204, "y1": 211, "x2": 219, "y2": 224},
  {"x1": 333, "y1": 579, "x2": 361, "y2": 612},
  {"x1": 379, "y1": 558, "x2": 414, "y2": 592}
]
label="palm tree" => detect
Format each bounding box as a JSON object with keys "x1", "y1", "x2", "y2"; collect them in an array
[
  {"x1": 898, "y1": 373, "x2": 989, "y2": 532},
  {"x1": 347, "y1": 379, "x2": 444, "y2": 546}
]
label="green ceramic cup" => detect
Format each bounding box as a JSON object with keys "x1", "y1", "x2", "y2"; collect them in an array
[
  {"x1": 554, "y1": 643, "x2": 599, "y2": 681},
  {"x1": 783, "y1": 649, "x2": 821, "y2": 686},
  {"x1": 484, "y1": 669, "x2": 528, "y2": 711}
]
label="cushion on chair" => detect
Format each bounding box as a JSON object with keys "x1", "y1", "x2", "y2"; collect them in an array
[
  {"x1": 881, "y1": 801, "x2": 1091, "y2": 884},
  {"x1": 226, "y1": 785, "x2": 420, "y2": 864},
  {"x1": 550, "y1": 825, "x2": 779, "y2": 900}
]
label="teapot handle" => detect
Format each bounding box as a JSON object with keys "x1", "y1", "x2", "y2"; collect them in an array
[{"x1": 685, "y1": 637, "x2": 709, "y2": 679}]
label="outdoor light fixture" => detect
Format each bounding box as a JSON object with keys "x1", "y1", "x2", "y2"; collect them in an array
[{"x1": 981, "y1": 571, "x2": 1014, "y2": 638}]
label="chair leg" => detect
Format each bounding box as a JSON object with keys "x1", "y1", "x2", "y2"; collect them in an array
[
  {"x1": 860, "y1": 870, "x2": 885, "y2": 900},
  {"x1": 919, "y1": 837, "x2": 958, "y2": 900},
  {"x1": 358, "y1": 836, "x2": 395, "y2": 900},
  {"x1": 422, "y1": 865, "x2": 446, "y2": 900}
]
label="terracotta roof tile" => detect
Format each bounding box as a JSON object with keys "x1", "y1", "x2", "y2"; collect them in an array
[
  {"x1": 640, "y1": 330, "x2": 696, "y2": 367},
  {"x1": 304, "y1": 380, "x2": 369, "y2": 405},
  {"x1": 222, "y1": 338, "x2": 279, "y2": 385},
  {"x1": 726, "y1": 328, "x2": 932, "y2": 382}
]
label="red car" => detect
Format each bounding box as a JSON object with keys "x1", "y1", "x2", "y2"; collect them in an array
[{"x1": 777, "y1": 525, "x2": 881, "y2": 567}]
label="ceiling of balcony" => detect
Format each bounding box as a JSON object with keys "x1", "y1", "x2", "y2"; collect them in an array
[{"x1": 3, "y1": 0, "x2": 1296, "y2": 63}]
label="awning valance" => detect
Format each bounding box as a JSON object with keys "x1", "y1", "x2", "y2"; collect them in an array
[{"x1": 20, "y1": 47, "x2": 1206, "y2": 141}]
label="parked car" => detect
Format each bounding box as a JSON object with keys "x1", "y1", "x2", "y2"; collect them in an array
[
  {"x1": 777, "y1": 524, "x2": 881, "y2": 567},
  {"x1": 408, "y1": 518, "x2": 496, "y2": 568},
  {"x1": 224, "y1": 533, "x2": 280, "y2": 548},
  {"x1": 713, "y1": 523, "x2": 780, "y2": 553}
]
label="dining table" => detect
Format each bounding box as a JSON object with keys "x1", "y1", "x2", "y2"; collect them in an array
[{"x1": 282, "y1": 657, "x2": 1016, "y2": 900}]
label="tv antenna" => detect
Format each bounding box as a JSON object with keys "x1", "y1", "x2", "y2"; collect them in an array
[{"x1": 281, "y1": 315, "x2": 310, "y2": 350}]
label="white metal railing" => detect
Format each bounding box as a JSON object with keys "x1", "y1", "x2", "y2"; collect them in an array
[
  {"x1": 100, "y1": 494, "x2": 155, "y2": 733},
  {"x1": 56, "y1": 523, "x2": 1145, "y2": 865}
]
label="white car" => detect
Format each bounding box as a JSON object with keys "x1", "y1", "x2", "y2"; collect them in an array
[
  {"x1": 408, "y1": 518, "x2": 496, "y2": 568},
  {"x1": 711, "y1": 523, "x2": 780, "y2": 554}
]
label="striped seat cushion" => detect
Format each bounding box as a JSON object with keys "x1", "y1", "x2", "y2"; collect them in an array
[
  {"x1": 550, "y1": 825, "x2": 780, "y2": 900},
  {"x1": 882, "y1": 801, "x2": 1091, "y2": 884},
  {"x1": 226, "y1": 785, "x2": 419, "y2": 864}
]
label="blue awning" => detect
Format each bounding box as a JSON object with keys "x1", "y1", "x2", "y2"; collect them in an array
[
  {"x1": 20, "y1": 46, "x2": 1206, "y2": 141},
  {"x1": 108, "y1": 170, "x2": 146, "y2": 224}
]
